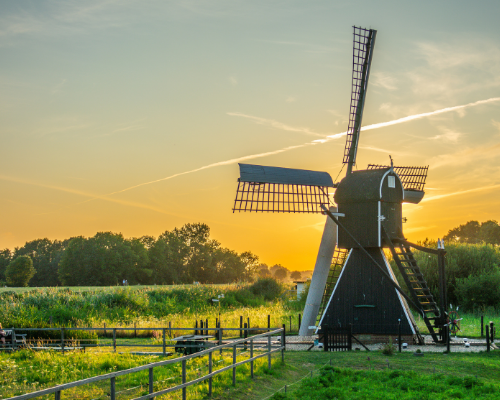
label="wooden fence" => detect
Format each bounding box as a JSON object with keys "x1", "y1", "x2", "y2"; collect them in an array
[{"x1": 6, "y1": 328, "x2": 286, "y2": 400}]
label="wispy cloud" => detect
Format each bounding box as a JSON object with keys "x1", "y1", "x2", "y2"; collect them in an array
[
  {"x1": 430, "y1": 142, "x2": 500, "y2": 169},
  {"x1": 51, "y1": 78, "x2": 67, "y2": 95},
  {"x1": 72, "y1": 96, "x2": 500, "y2": 206},
  {"x1": 0, "y1": 174, "x2": 180, "y2": 217},
  {"x1": 227, "y1": 112, "x2": 325, "y2": 137},
  {"x1": 422, "y1": 184, "x2": 500, "y2": 203},
  {"x1": 372, "y1": 72, "x2": 398, "y2": 91},
  {"x1": 430, "y1": 127, "x2": 461, "y2": 143},
  {"x1": 228, "y1": 75, "x2": 238, "y2": 86}
]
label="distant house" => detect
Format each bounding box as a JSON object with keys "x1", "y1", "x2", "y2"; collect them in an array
[{"x1": 294, "y1": 280, "x2": 309, "y2": 298}]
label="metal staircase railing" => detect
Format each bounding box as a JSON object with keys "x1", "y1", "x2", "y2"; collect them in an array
[{"x1": 388, "y1": 241, "x2": 441, "y2": 343}]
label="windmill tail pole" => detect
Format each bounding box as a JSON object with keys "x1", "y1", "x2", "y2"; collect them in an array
[
  {"x1": 320, "y1": 205, "x2": 424, "y2": 315},
  {"x1": 299, "y1": 207, "x2": 338, "y2": 336}
]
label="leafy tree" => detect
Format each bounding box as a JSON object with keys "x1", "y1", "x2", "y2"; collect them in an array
[
  {"x1": 273, "y1": 265, "x2": 288, "y2": 281},
  {"x1": 6, "y1": 255, "x2": 36, "y2": 287},
  {"x1": 14, "y1": 238, "x2": 69, "y2": 286},
  {"x1": 479, "y1": 220, "x2": 500, "y2": 245},
  {"x1": 444, "y1": 221, "x2": 481, "y2": 244},
  {"x1": 58, "y1": 232, "x2": 141, "y2": 286},
  {"x1": 239, "y1": 251, "x2": 260, "y2": 280},
  {"x1": 258, "y1": 264, "x2": 271, "y2": 278},
  {"x1": 0, "y1": 248, "x2": 12, "y2": 282},
  {"x1": 290, "y1": 270, "x2": 302, "y2": 280},
  {"x1": 444, "y1": 220, "x2": 500, "y2": 245}
]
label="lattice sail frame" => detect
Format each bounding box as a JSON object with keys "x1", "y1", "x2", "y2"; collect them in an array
[
  {"x1": 343, "y1": 26, "x2": 377, "y2": 166},
  {"x1": 367, "y1": 164, "x2": 429, "y2": 191},
  {"x1": 233, "y1": 181, "x2": 331, "y2": 213}
]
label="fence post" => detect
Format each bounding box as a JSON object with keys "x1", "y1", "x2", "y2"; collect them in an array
[
  {"x1": 113, "y1": 328, "x2": 116, "y2": 353},
  {"x1": 55, "y1": 390, "x2": 61, "y2": 400},
  {"x1": 298, "y1": 314, "x2": 301, "y2": 332},
  {"x1": 446, "y1": 325, "x2": 451, "y2": 353},
  {"x1": 162, "y1": 328, "x2": 166, "y2": 356},
  {"x1": 149, "y1": 367, "x2": 154, "y2": 398},
  {"x1": 281, "y1": 324, "x2": 286, "y2": 362},
  {"x1": 240, "y1": 316, "x2": 243, "y2": 338},
  {"x1": 486, "y1": 325, "x2": 490, "y2": 352},
  {"x1": 250, "y1": 339, "x2": 254, "y2": 379},
  {"x1": 267, "y1": 315, "x2": 270, "y2": 330},
  {"x1": 168, "y1": 321, "x2": 172, "y2": 338},
  {"x1": 490, "y1": 322, "x2": 495, "y2": 343},
  {"x1": 182, "y1": 359, "x2": 187, "y2": 400},
  {"x1": 244, "y1": 323, "x2": 248, "y2": 350},
  {"x1": 323, "y1": 326, "x2": 328, "y2": 352},
  {"x1": 208, "y1": 351, "x2": 213, "y2": 397},
  {"x1": 481, "y1": 316, "x2": 484, "y2": 338},
  {"x1": 232, "y1": 344, "x2": 237, "y2": 386},
  {"x1": 134, "y1": 322, "x2": 137, "y2": 338},
  {"x1": 11, "y1": 328, "x2": 17, "y2": 351},
  {"x1": 289, "y1": 316, "x2": 292, "y2": 333},
  {"x1": 195, "y1": 320, "x2": 198, "y2": 336},
  {"x1": 61, "y1": 328, "x2": 64, "y2": 354},
  {"x1": 206, "y1": 319, "x2": 208, "y2": 333},
  {"x1": 267, "y1": 335, "x2": 272, "y2": 370},
  {"x1": 398, "y1": 319, "x2": 402, "y2": 353},
  {"x1": 247, "y1": 317, "x2": 250, "y2": 334},
  {"x1": 110, "y1": 376, "x2": 116, "y2": 400},
  {"x1": 104, "y1": 322, "x2": 106, "y2": 337}
]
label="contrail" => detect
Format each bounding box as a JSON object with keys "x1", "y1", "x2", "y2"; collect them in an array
[
  {"x1": 76, "y1": 143, "x2": 317, "y2": 203},
  {"x1": 82, "y1": 97, "x2": 500, "y2": 202}
]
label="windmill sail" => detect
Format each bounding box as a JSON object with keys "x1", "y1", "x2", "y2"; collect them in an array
[
  {"x1": 367, "y1": 164, "x2": 429, "y2": 204},
  {"x1": 233, "y1": 163, "x2": 334, "y2": 213},
  {"x1": 343, "y1": 27, "x2": 377, "y2": 174}
]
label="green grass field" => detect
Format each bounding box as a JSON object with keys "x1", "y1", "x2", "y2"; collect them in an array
[{"x1": 3, "y1": 348, "x2": 498, "y2": 400}]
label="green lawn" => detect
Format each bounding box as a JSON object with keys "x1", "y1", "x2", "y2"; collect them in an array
[{"x1": 214, "y1": 350, "x2": 500, "y2": 400}]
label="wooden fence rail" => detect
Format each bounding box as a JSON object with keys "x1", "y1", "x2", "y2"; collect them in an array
[{"x1": 6, "y1": 328, "x2": 286, "y2": 400}]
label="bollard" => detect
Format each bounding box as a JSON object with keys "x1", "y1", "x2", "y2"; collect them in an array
[
  {"x1": 490, "y1": 322, "x2": 495, "y2": 343},
  {"x1": 481, "y1": 316, "x2": 484, "y2": 338},
  {"x1": 298, "y1": 314, "x2": 301, "y2": 332}
]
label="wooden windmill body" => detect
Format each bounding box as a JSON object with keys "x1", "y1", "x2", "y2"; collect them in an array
[{"x1": 233, "y1": 27, "x2": 447, "y2": 344}]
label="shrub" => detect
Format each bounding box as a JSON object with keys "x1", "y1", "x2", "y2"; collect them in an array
[
  {"x1": 249, "y1": 278, "x2": 283, "y2": 301},
  {"x1": 455, "y1": 270, "x2": 500, "y2": 311},
  {"x1": 381, "y1": 338, "x2": 396, "y2": 355},
  {"x1": 5, "y1": 255, "x2": 36, "y2": 287}
]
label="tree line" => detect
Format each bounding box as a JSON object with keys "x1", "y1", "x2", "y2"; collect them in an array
[{"x1": 0, "y1": 223, "x2": 263, "y2": 287}]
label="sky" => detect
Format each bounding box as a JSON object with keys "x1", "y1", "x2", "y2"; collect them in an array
[{"x1": 1, "y1": 0, "x2": 500, "y2": 271}]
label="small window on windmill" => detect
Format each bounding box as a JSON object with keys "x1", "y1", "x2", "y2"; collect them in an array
[{"x1": 388, "y1": 176, "x2": 395, "y2": 188}]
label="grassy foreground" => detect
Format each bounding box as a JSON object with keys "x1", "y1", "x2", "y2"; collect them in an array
[{"x1": 214, "y1": 350, "x2": 500, "y2": 400}]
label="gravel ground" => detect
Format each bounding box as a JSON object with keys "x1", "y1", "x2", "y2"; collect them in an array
[{"x1": 283, "y1": 335, "x2": 497, "y2": 353}]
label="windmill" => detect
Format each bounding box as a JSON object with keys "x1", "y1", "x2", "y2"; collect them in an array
[{"x1": 232, "y1": 27, "x2": 447, "y2": 344}]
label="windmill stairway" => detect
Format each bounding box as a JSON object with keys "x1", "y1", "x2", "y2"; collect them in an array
[
  {"x1": 317, "y1": 248, "x2": 349, "y2": 325},
  {"x1": 388, "y1": 240, "x2": 441, "y2": 343}
]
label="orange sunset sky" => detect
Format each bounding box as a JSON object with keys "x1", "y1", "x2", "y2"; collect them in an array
[{"x1": 1, "y1": 1, "x2": 499, "y2": 270}]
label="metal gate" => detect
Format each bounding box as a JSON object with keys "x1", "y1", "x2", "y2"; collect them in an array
[{"x1": 322, "y1": 325, "x2": 352, "y2": 351}]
